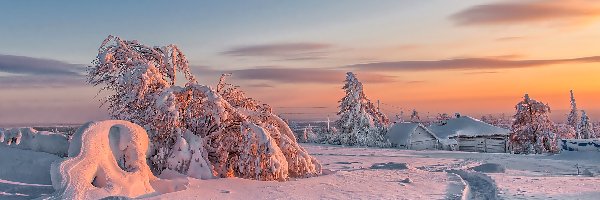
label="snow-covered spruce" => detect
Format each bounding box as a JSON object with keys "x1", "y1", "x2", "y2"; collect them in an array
[
  {"x1": 567, "y1": 90, "x2": 580, "y2": 138},
  {"x1": 49, "y1": 120, "x2": 156, "y2": 199},
  {"x1": 87, "y1": 36, "x2": 320, "y2": 181},
  {"x1": 578, "y1": 110, "x2": 596, "y2": 139},
  {"x1": 510, "y1": 94, "x2": 557, "y2": 154},
  {"x1": 332, "y1": 72, "x2": 390, "y2": 147}
]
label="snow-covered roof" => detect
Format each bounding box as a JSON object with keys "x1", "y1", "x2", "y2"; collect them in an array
[
  {"x1": 386, "y1": 122, "x2": 437, "y2": 146},
  {"x1": 439, "y1": 138, "x2": 458, "y2": 145},
  {"x1": 428, "y1": 116, "x2": 510, "y2": 139}
]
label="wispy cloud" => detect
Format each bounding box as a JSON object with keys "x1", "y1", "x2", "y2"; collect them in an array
[
  {"x1": 0, "y1": 75, "x2": 86, "y2": 89},
  {"x1": 450, "y1": 0, "x2": 600, "y2": 26},
  {"x1": 345, "y1": 56, "x2": 600, "y2": 72},
  {"x1": 221, "y1": 42, "x2": 332, "y2": 60},
  {"x1": 227, "y1": 67, "x2": 396, "y2": 84},
  {"x1": 495, "y1": 36, "x2": 527, "y2": 42},
  {"x1": 463, "y1": 71, "x2": 499, "y2": 75},
  {"x1": 405, "y1": 80, "x2": 427, "y2": 84},
  {"x1": 247, "y1": 83, "x2": 275, "y2": 88},
  {"x1": 0, "y1": 54, "x2": 86, "y2": 89},
  {"x1": 0, "y1": 54, "x2": 84, "y2": 76},
  {"x1": 191, "y1": 66, "x2": 397, "y2": 84}
]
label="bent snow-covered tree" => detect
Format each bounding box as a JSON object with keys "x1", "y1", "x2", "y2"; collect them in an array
[
  {"x1": 87, "y1": 35, "x2": 320, "y2": 181},
  {"x1": 334, "y1": 72, "x2": 390, "y2": 147},
  {"x1": 510, "y1": 94, "x2": 557, "y2": 154}
]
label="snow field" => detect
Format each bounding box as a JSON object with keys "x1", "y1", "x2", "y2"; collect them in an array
[
  {"x1": 0, "y1": 147, "x2": 59, "y2": 199},
  {"x1": 2, "y1": 141, "x2": 600, "y2": 199}
]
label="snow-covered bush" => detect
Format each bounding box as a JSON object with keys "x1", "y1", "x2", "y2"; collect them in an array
[
  {"x1": 298, "y1": 124, "x2": 318, "y2": 143},
  {"x1": 510, "y1": 94, "x2": 557, "y2": 154},
  {"x1": 87, "y1": 36, "x2": 320, "y2": 181},
  {"x1": 333, "y1": 72, "x2": 390, "y2": 147},
  {"x1": 0, "y1": 127, "x2": 69, "y2": 156},
  {"x1": 555, "y1": 123, "x2": 576, "y2": 140},
  {"x1": 317, "y1": 126, "x2": 341, "y2": 145}
]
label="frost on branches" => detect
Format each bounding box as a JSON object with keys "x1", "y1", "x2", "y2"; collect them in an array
[
  {"x1": 410, "y1": 109, "x2": 421, "y2": 123},
  {"x1": 87, "y1": 36, "x2": 320, "y2": 181},
  {"x1": 510, "y1": 94, "x2": 557, "y2": 154},
  {"x1": 578, "y1": 110, "x2": 596, "y2": 139},
  {"x1": 333, "y1": 72, "x2": 390, "y2": 147}
]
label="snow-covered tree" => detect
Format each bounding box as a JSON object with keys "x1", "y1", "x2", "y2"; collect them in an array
[
  {"x1": 87, "y1": 36, "x2": 321, "y2": 181},
  {"x1": 567, "y1": 90, "x2": 580, "y2": 138},
  {"x1": 435, "y1": 113, "x2": 451, "y2": 125},
  {"x1": 554, "y1": 123, "x2": 576, "y2": 140},
  {"x1": 299, "y1": 124, "x2": 318, "y2": 143},
  {"x1": 410, "y1": 109, "x2": 420, "y2": 123},
  {"x1": 578, "y1": 110, "x2": 595, "y2": 139},
  {"x1": 334, "y1": 72, "x2": 390, "y2": 147},
  {"x1": 594, "y1": 122, "x2": 600, "y2": 137},
  {"x1": 480, "y1": 113, "x2": 512, "y2": 129},
  {"x1": 510, "y1": 94, "x2": 557, "y2": 154}
]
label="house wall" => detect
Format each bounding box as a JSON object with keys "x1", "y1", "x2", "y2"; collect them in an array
[
  {"x1": 457, "y1": 136, "x2": 507, "y2": 153},
  {"x1": 410, "y1": 127, "x2": 438, "y2": 150}
]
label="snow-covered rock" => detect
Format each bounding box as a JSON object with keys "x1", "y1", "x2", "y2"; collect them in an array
[
  {"x1": 0, "y1": 127, "x2": 69, "y2": 156},
  {"x1": 49, "y1": 120, "x2": 157, "y2": 199}
]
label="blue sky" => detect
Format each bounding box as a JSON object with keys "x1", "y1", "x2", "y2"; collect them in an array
[
  {"x1": 0, "y1": 0, "x2": 470, "y2": 65},
  {"x1": 1, "y1": 0, "x2": 600, "y2": 125}
]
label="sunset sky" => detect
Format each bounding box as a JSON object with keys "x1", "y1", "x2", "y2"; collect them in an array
[{"x1": 1, "y1": 0, "x2": 600, "y2": 126}]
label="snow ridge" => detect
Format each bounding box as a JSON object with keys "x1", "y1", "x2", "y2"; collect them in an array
[{"x1": 0, "y1": 127, "x2": 69, "y2": 156}]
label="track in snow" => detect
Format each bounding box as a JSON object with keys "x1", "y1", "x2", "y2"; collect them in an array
[{"x1": 447, "y1": 170, "x2": 499, "y2": 200}]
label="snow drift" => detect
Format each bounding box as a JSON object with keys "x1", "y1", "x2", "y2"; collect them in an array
[
  {"x1": 0, "y1": 127, "x2": 69, "y2": 156},
  {"x1": 49, "y1": 120, "x2": 157, "y2": 199}
]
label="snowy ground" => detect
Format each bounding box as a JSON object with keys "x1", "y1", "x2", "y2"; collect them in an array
[
  {"x1": 0, "y1": 147, "x2": 58, "y2": 199},
  {"x1": 1, "y1": 144, "x2": 599, "y2": 199}
]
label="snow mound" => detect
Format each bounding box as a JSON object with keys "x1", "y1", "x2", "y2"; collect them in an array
[
  {"x1": 49, "y1": 120, "x2": 157, "y2": 199},
  {"x1": 0, "y1": 127, "x2": 69, "y2": 156},
  {"x1": 370, "y1": 162, "x2": 409, "y2": 170},
  {"x1": 469, "y1": 163, "x2": 506, "y2": 173},
  {"x1": 99, "y1": 196, "x2": 133, "y2": 200}
]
